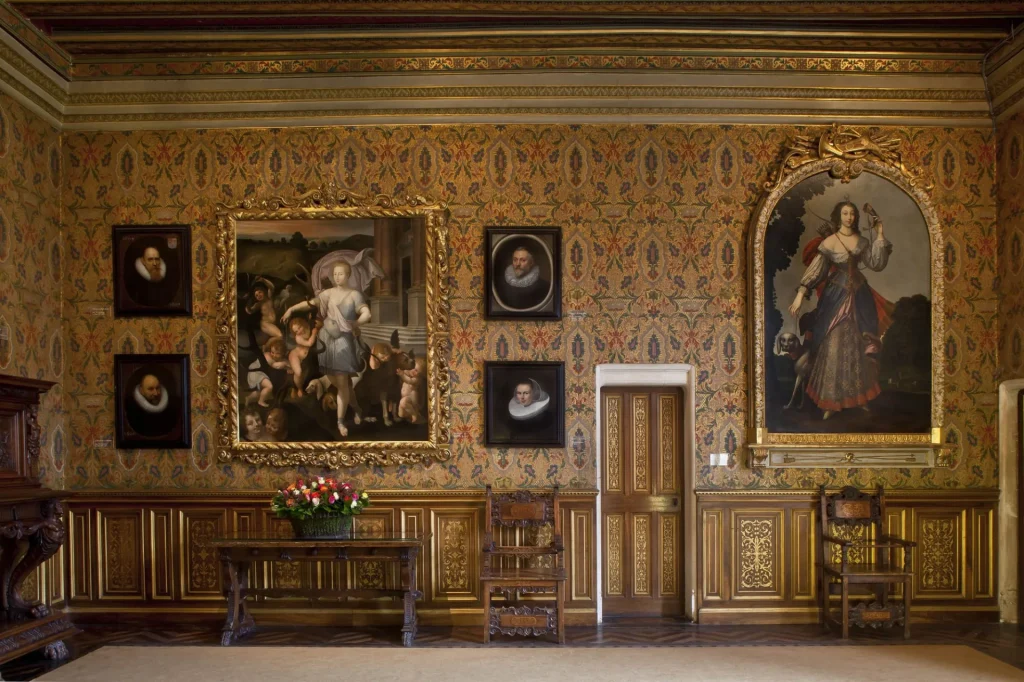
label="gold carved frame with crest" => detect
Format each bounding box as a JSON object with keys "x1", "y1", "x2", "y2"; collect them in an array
[
  {"x1": 216, "y1": 184, "x2": 452, "y2": 467},
  {"x1": 748, "y1": 124, "x2": 951, "y2": 469}
]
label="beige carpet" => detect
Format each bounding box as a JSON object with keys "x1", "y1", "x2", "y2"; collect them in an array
[{"x1": 35, "y1": 645, "x2": 1024, "y2": 682}]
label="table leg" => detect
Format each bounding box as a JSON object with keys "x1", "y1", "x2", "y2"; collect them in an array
[
  {"x1": 400, "y1": 549, "x2": 419, "y2": 647},
  {"x1": 220, "y1": 557, "x2": 255, "y2": 646}
]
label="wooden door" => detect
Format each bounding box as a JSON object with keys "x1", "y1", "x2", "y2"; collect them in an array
[{"x1": 601, "y1": 387, "x2": 682, "y2": 616}]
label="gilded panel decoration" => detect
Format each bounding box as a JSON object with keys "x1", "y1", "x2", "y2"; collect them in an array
[
  {"x1": 633, "y1": 396, "x2": 649, "y2": 493},
  {"x1": 659, "y1": 394, "x2": 676, "y2": 493},
  {"x1": 633, "y1": 514, "x2": 650, "y2": 596},
  {"x1": 918, "y1": 513, "x2": 960, "y2": 595},
  {"x1": 738, "y1": 517, "x2": 776, "y2": 592},
  {"x1": 661, "y1": 515, "x2": 677, "y2": 596},
  {"x1": 604, "y1": 394, "x2": 622, "y2": 493},
  {"x1": 439, "y1": 518, "x2": 469, "y2": 593},
  {"x1": 605, "y1": 514, "x2": 623, "y2": 597}
]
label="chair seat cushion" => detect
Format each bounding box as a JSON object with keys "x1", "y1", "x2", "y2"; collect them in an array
[{"x1": 481, "y1": 566, "x2": 566, "y2": 582}]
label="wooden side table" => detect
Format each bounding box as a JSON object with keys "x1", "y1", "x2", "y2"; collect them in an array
[{"x1": 211, "y1": 529, "x2": 427, "y2": 646}]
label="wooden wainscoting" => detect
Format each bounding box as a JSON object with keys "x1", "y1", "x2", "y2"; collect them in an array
[
  {"x1": 62, "y1": 490, "x2": 597, "y2": 626},
  {"x1": 696, "y1": 490, "x2": 999, "y2": 624}
]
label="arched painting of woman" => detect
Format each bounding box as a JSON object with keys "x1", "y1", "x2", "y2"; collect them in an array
[{"x1": 764, "y1": 171, "x2": 931, "y2": 434}]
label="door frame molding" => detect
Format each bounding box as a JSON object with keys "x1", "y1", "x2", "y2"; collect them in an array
[{"x1": 594, "y1": 363, "x2": 697, "y2": 622}]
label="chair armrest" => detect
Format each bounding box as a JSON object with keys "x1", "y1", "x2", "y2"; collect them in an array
[
  {"x1": 821, "y1": 534, "x2": 851, "y2": 546},
  {"x1": 879, "y1": 535, "x2": 916, "y2": 547}
]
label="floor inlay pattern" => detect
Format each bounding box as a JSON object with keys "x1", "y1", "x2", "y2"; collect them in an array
[{"x1": 3, "y1": 621, "x2": 1022, "y2": 680}]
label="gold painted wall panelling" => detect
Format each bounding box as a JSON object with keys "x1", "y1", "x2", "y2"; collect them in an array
[
  {"x1": 790, "y1": 509, "x2": 815, "y2": 601},
  {"x1": 178, "y1": 509, "x2": 227, "y2": 600},
  {"x1": 68, "y1": 509, "x2": 92, "y2": 602},
  {"x1": 148, "y1": 509, "x2": 173, "y2": 600},
  {"x1": 566, "y1": 506, "x2": 594, "y2": 604},
  {"x1": 697, "y1": 492, "x2": 998, "y2": 624},
  {"x1": 972, "y1": 508, "x2": 995, "y2": 599},
  {"x1": 701, "y1": 509, "x2": 724, "y2": 602},
  {"x1": 733, "y1": 511, "x2": 783, "y2": 599},
  {"x1": 431, "y1": 508, "x2": 479, "y2": 602},
  {"x1": 97, "y1": 509, "x2": 144, "y2": 599},
  {"x1": 64, "y1": 492, "x2": 597, "y2": 624},
  {"x1": 914, "y1": 509, "x2": 965, "y2": 599}
]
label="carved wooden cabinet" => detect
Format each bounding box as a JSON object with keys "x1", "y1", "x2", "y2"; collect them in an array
[{"x1": 0, "y1": 376, "x2": 75, "y2": 673}]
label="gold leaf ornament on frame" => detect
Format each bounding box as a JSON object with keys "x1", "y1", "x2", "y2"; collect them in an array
[{"x1": 215, "y1": 185, "x2": 452, "y2": 468}]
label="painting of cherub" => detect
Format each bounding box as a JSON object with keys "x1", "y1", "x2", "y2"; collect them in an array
[{"x1": 235, "y1": 218, "x2": 429, "y2": 443}]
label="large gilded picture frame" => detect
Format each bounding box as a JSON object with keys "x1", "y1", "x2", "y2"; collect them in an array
[
  {"x1": 749, "y1": 125, "x2": 950, "y2": 468},
  {"x1": 216, "y1": 184, "x2": 451, "y2": 467}
]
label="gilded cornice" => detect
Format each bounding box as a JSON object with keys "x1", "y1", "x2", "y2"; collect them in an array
[
  {"x1": 0, "y1": 50, "x2": 62, "y2": 124},
  {"x1": 61, "y1": 105, "x2": 993, "y2": 130},
  {"x1": 64, "y1": 84, "x2": 988, "y2": 107},
  {"x1": 70, "y1": 54, "x2": 983, "y2": 80},
  {"x1": 54, "y1": 30, "x2": 1003, "y2": 59},
  {"x1": 0, "y1": 2, "x2": 71, "y2": 77}
]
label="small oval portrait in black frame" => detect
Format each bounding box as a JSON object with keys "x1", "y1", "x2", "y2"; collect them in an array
[
  {"x1": 485, "y1": 227, "x2": 561, "y2": 319},
  {"x1": 113, "y1": 225, "x2": 192, "y2": 317},
  {"x1": 115, "y1": 354, "x2": 191, "y2": 449}
]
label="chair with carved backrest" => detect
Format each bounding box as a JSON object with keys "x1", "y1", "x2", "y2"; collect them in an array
[
  {"x1": 818, "y1": 485, "x2": 915, "y2": 639},
  {"x1": 481, "y1": 485, "x2": 565, "y2": 644}
]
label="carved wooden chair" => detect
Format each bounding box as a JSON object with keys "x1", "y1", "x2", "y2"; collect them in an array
[
  {"x1": 818, "y1": 485, "x2": 915, "y2": 639},
  {"x1": 481, "y1": 485, "x2": 565, "y2": 644}
]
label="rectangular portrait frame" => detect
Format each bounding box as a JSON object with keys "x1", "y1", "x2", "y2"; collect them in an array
[
  {"x1": 112, "y1": 224, "x2": 193, "y2": 317},
  {"x1": 215, "y1": 185, "x2": 452, "y2": 469},
  {"x1": 748, "y1": 125, "x2": 950, "y2": 469},
  {"x1": 114, "y1": 353, "x2": 191, "y2": 449},
  {"x1": 484, "y1": 226, "x2": 562, "y2": 320},
  {"x1": 484, "y1": 361, "x2": 565, "y2": 448}
]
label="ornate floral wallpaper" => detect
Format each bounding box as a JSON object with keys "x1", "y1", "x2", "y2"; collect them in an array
[
  {"x1": 60, "y1": 124, "x2": 1001, "y2": 491},
  {"x1": 998, "y1": 111, "x2": 1024, "y2": 382},
  {"x1": 0, "y1": 92, "x2": 64, "y2": 488}
]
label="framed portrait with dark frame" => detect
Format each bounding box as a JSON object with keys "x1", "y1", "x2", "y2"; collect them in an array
[
  {"x1": 484, "y1": 361, "x2": 564, "y2": 447},
  {"x1": 112, "y1": 224, "x2": 192, "y2": 317},
  {"x1": 484, "y1": 227, "x2": 561, "y2": 320},
  {"x1": 114, "y1": 353, "x2": 191, "y2": 449}
]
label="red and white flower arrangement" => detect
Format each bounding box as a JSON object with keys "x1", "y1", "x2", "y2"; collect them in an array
[{"x1": 270, "y1": 476, "x2": 370, "y2": 520}]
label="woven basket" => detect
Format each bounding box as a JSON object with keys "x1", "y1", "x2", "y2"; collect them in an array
[{"x1": 290, "y1": 514, "x2": 354, "y2": 539}]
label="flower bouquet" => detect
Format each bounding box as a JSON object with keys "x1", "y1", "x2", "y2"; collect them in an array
[{"x1": 270, "y1": 477, "x2": 370, "y2": 539}]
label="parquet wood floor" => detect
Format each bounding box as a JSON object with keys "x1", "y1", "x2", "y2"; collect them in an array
[{"x1": 3, "y1": 620, "x2": 1022, "y2": 680}]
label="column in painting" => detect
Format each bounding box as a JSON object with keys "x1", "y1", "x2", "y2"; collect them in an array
[
  {"x1": 406, "y1": 216, "x2": 427, "y2": 328},
  {"x1": 371, "y1": 217, "x2": 402, "y2": 326}
]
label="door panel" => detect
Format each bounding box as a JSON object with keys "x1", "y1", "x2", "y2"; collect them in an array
[{"x1": 602, "y1": 387, "x2": 683, "y2": 616}]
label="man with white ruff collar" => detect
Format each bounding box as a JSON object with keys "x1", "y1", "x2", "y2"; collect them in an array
[
  {"x1": 123, "y1": 243, "x2": 179, "y2": 308},
  {"x1": 504, "y1": 377, "x2": 555, "y2": 441},
  {"x1": 493, "y1": 245, "x2": 551, "y2": 312},
  {"x1": 125, "y1": 373, "x2": 180, "y2": 439}
]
